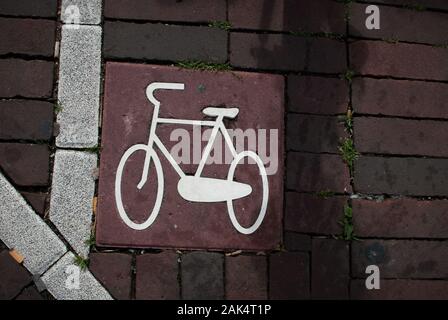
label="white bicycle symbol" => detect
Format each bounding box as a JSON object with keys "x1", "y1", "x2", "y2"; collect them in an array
[{"x1": 115, "y1": 82, "x2": 269, "y2": 235}]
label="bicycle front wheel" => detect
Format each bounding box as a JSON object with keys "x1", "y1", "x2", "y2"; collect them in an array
[{"x1": 115, "y1": 144, "x2": 164, "y2": 230}]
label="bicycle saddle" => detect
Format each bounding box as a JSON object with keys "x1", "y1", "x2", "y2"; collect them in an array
[{"x1": 202, "y1": 107, "x2": 239, "y2": 119}]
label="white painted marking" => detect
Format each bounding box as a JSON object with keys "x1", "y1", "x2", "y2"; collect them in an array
[
  {"x1": 115, "y1": 145, "x2": 163, "y2": 231},
  {"x1": 115, "y1": 82, "x2": 270, "y2": 234},
  {"x1": 177, "y1": 176, "x2": 252, "y2": 202},
  {"x1": 227, "y1": 151, "x2": 269, "y2": 235},
  {"x1": 203, "y1": 107, "x2": 239, "y2": 119}
]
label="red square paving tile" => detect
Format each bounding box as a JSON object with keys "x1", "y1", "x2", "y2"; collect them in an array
[
  {"x1": 89, "y1": 253, "x2": 133, "y2": 300},
  {"x1": 20, "y1": 192, "x2": 47, "y2": 217},
  {"x1": 0, "y1": 143, "x2": 50, "y2": 187},
  {"x1": 311, "y1": 239, "x2": 349, "y2": 299},
  {"x1": 181, "y1": 252, "x2": 224, "y2": 300},
  {"x1": 136, "y1": 252, "x2": 179, "y2": 300},
  {"x1": 269, "y1": 252, "x2": 310, "y2": 299},
  {"x1": 225, "y1": 255, "x2": 267, "y2": 300},
  {"x1": 0, "y1": 251, "x2": 32, "y2": 300},
  {"x1": 96, "y1": 63, "x2": 284, "y2": 250},
  {"x1": 284, "y1": 232, "x2": 311, "y2": 252}
]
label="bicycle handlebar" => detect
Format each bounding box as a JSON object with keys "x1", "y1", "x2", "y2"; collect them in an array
[{"x1": 146, "y1": 82, "x2": 185, "y2": 106}]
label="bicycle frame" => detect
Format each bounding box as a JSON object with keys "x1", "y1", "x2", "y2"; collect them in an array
[{"x1": 137, "y1": 83, "x2": 238, "y2": 189}]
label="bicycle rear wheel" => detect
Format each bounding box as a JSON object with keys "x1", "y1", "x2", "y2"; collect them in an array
[{"x1": 226, "y1": 151, "x2": 269, "y2": 235}]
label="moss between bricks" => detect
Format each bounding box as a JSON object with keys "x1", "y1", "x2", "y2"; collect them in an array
[
  {"x1": 339, "y1": 109, "x2": 358, "y2": 174},
  {"x1": 339, "y1": 204, "x2": 358, "y2": 241},
  {"x1": 403, "y1": 3, "x2": 426, "y2": 11},
  {"x1": 434, "y1": 43, "x2": 448, "y2": 49},
  {"x1": 289, "y1": 30, "x2": 345, "y2": 41},
  {"x1": 84, "y1": 145, "x2": 101, "y2": 154},
  {"x1": 176, "y1": 60, "x2": 232, "y2": 72},
  {"x1": 341, "y1": 69, "x2": 355, "y2": 84},
  {"x1": 382, "y1": 37, "x2": 400, "y2": 44},
  {"x1": 316, "y1": 190, "x2": 336, "y2": 199},
  {"x1": 341, "y1": 0, "x2": 352, "y2": 23},
  {"x1": 54, "y1": 101, "x2": 63, "y2": 114},
  {"x1": 337, "y1": 64, "x2": 359, "y2": 241},
  {"x1": 339, "y1": 138, "x2": 358, "y2": 173},
  {"x1": 84, "y1": 234, "x2": 96, "y2": 249},
  {"x1": 208, "y1": 21, "x2": 232, "y2": 31}
]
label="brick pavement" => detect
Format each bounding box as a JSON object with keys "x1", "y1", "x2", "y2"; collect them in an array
[
  {"x1": 1, "y1": 0, "x2": 448, "y2": 300},
  {"x1": 0, "y1": 1, "x2": 58, "y2": 299}
]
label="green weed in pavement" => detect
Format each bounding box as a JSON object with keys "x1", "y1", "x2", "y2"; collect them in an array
[
  {"x1": 339, "y1": 204, "x2": 358, "y2": 241},
  {"x1": 176, "y1": 60, "x2": 232, "y2": 71},
  {"x1": 339, "y1": 138, "x2": 359, "y2": 173},
  {"x1": 74, "y1": 255, "x2": 89, "y2": 271},
  {"x1": 208, "y1": 21, "x2": 232, "y2": 30}
]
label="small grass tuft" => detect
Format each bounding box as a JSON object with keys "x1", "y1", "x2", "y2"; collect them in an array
[
  {"x1": 54, "y1": 101, "x2": 63, "y2": 114},
  {"x1": 345, "y1": 110, "x2": 354, "y2": 134},
  {"x1": 338, "y1": 110, "x2": 354, "y2": 134},
  {"x1": 316, "y1": 190, "x2": 335, "y2": 199},
  {"x1": 85, "y1": 145, "x2": 101, "y2": 154},
  {"x1": 176, "y1": 60, "x2": 232, "y2": 71},
  {"x1": 84, "y1": 234, "x2": 96, "y2": 248},
  {"x1": 403, "y1": 3, "x2": 426, "y2": 11},
  {"x1": 344, "y1": 13, "x2": 351, "y2": 23},
  {"x1": 341, "y1": 69, "x2": 355, "y2": 83},
  {"x1": 208, "y1": 21, "x2": 232, "y2": 30},
  {"x1": 341, "y1": 0, "x2": 353, "y2": 22},
  {"x1": 383, "y1": 37, "x2": 400, "y2": 44},
  {"x1": 74, "y1": 255, "x2": 89, "y2": 271},
  {"x1": 339, "y1": 138, "x2": 359, "y2": 172},
  {"x1": 434, "y1": 43, "x2": 448, "y2": 49},
  {"x1": 290, "y1": 31, "x2": 344, "y2": 41},
  {"x1": 339, "y1": 204, "x2": 357, "y2": 241}
]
